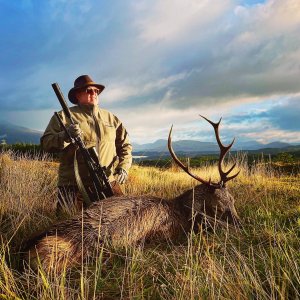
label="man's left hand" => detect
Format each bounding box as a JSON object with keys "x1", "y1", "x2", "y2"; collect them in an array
[{"x1": 114, "y1": 168, "x2": 128, "y2": 184}]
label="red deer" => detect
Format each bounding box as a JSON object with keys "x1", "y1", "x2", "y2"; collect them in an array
[{"x1": 26, "y1": 116, "x2": 240, "y2": 271}]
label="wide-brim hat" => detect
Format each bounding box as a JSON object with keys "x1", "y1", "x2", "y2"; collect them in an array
[{"x1": 68, "y1": 75, "x2": 105, "y2": 104}]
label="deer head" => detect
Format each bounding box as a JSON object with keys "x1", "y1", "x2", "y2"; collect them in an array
[{"x1": 168, "y1": 115, "x2": 241, "y2": 226}]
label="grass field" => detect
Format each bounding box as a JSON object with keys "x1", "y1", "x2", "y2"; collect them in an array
[{"x1": 0, "y1": 151, "x2": 299, "y2": 299}]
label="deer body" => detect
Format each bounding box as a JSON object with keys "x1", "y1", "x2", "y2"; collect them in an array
[
  {"x1": 27, "y1": 194, "x2": 185, "y2": 270},
  {"x1": 27, "y1": 185, "x2": 239, "y2": 271}
]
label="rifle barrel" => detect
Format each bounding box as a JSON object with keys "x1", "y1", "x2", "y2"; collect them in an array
[{"x1": 52, "y1": 83, "x2": 74, "y2": 122}]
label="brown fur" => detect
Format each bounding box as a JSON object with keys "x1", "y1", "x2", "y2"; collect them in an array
[{"x1": 26, "y1": 184, "x2": 240, "y2": 272}]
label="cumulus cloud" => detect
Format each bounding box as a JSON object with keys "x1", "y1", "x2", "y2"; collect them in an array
[
  {"x1": 165, "y1": 0, "x2": 300, "y2": 108},
  {"x1": 104, "y1": 71, "x2": 189, "y2": 103},
  {"x1": 134, "y1": 0, "x2": 232, "y2": 44},
  {"x1": 103, "y1": 0, "x2": 300, "y2": 114}
]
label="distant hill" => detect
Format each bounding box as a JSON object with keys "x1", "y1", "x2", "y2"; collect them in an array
[
  {"x1": 132, "y1": 139, "x2": 298, "y2": 154},
  {"x1": 262, "y1": 141, "x2": 291, "y2": 148},
  {"x1": 0, "y1": 121, "x2": 42, "y2": 144},
  {"x1": 247, "y1": 144, "x2": 300, "y2": 155},
  {"x1": 132, "y1": 139, "x2": 219, "y2": 153}
]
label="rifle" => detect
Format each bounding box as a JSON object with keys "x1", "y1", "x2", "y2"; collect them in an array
[{"x1": 51, "y1": 82, "x2": 114, "y2": 203}]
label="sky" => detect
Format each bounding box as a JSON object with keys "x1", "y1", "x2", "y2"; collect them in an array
[{"x1": 0, "y1": 0, "x2": 300, "y2": 144}]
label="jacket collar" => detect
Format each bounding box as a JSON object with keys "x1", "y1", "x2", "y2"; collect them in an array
[{"x1": 77, "y1": 104, "x2": 100, "y2": 115}]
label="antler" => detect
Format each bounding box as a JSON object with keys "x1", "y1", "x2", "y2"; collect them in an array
[
  {"x1": 199, "y1": 115, "x2": 240, "y2": 186},
  {"x1": 168, "y1": 125, "x2": 220, "y2": 188},
  {"x1": 168, "y1": 116, "x2": 240, "y2": 189}
]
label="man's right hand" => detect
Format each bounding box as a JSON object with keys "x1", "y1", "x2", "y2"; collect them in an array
[{"x1": 67, "y1": 123, "x2": 83, "y2": 139}]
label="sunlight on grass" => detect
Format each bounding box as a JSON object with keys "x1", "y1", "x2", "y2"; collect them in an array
[{"x1": 0, "y1": 150, "x2": 299, "y2": 299}]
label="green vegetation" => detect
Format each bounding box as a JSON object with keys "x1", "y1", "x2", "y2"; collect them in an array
[
  {"x1": 136, "y1": 152, "x2": 300, "y2": 176},
  {"x1": 0, "y1": 151, "x2": 299, "y2": 299}
]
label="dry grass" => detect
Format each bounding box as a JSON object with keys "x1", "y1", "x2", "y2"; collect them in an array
[{"x1": 0, "y1": 151, "x2": 299, "y2": 299}]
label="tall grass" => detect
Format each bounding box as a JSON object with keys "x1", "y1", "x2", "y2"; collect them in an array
[{"x1": 0, "y1": 151, "x2": 299, "y2": 299}]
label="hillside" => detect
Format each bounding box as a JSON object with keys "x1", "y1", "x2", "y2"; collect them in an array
[
  {"x1": 132, "y1": 139, "x2": 299, "y2": 154},
  {"x1": 0, "y1": 121, "x2": 42, "y2": 144}
]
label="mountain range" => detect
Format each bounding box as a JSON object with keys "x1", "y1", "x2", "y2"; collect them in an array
[
  {"x1": 0, "y1": 121, "x2": 298, "y2": 153},
  {"x1": 132, "y1": 139, "x2": 295, "y2": 153},
  {"x1": 0, "y1": 121, "x2": 42, "y2": 144}
]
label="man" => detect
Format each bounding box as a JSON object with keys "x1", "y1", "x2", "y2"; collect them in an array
[{"x1": 41, "y1": 75, "x2": 132, "y2": 212}]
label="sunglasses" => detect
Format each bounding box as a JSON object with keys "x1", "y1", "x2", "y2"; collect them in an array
[{"x1": 84, "y1": 87, "x2": 100, "y2": 95}]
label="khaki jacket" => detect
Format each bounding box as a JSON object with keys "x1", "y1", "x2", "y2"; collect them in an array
[{"x1": 41, "y1": 105, "x2": 132, "y2": 186}]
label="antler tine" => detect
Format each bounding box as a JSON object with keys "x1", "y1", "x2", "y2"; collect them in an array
[
  {"x1": 219, "y1": 138, "x2": 239, "y2": 185},
  {"x1": 199, "y1": 114, "x2": 233, "y2": 151},
  {"x1": 168, "y1": 125, "x2": 217, "y2": 187},
  {"x1": 223, "y1": 162, "x2": 237, "y2": 176},
  {"x1": 199, "y1": 115, "x2": 239, "y2": 186},
  {"x1": 225, "y1": 170, "x2": 240, "y2": 182}
]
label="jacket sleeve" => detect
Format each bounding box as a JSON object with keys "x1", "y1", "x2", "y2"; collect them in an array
[
  {"x1": 40, "y1": 113, "x2": 70, "y2": 152},
  {"x1": 115, "y1": 120, "x2": 133, "y2": 173}
]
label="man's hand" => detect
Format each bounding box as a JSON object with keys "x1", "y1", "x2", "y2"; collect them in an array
[
  {"x1": 67, "y1": 123, "x2": 83, "y2": 139},
  {"x1": 114, "y1": 168, "x2": 128, "y2": 184}
]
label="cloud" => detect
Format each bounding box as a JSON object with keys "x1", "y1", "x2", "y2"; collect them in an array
[
  {"x1": 134, "y1": 0, "x2": 232, "y2": 44},
  {"x1": 243, "y1": 129, "x2": 300, "y2": 144},
  {"x1": 123, "y1": 95, "x2": 300, "y2": 144},
  {"x1": 245, "y1": 0, "x2": 300, "y2": 35},
  {"x1": 2, "y1": 0, "x2": 300, "y2": 112},
  {"x1": 104, "y1": 71, "x2": 189, "y2": 103},
  {"x1": 1, "y1": 0, "x2": 300, "y2": 144},
  {"x1": 102, "y1": 0, "x2": 300, "y2": 116},
  {"x1": 256, "y1": 96, "x2": 300, "y2": 131},
  {"x1": 222, "y1": 95, "x2": 300, "y2": 143},
  {"x1": 114, "y1": 98, "x2": 253, "y2": 144},
  {"x1": 227, "y1": 95, "x2": 300, "y2": 130},
  {"x1": 268, "y1": 99, "x2": 300, "y2": 131}
]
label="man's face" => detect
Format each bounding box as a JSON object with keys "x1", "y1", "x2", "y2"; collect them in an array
[{"x1": 76, "y1": 86, "x2": 100, "y2": 106}]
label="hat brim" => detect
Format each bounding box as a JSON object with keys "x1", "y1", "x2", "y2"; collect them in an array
[{"x1": 68, "y1": 83, "x2": 105, "y2": 104}]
